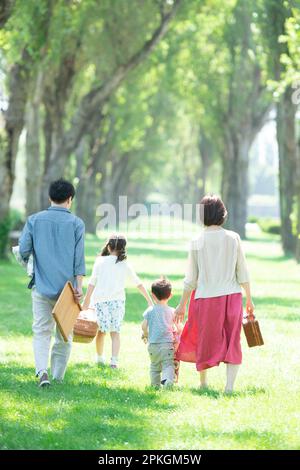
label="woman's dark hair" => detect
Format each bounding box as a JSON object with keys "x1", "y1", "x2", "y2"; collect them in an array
[
  {"x1": 100, "y1": 234, "x2": 127, "y2": 263},
  {"x1": 200, "y1": 194, "x2": 227, "y2": 226},
  {"x1": 49, "y1": 178, "x2": 75, "y2": 203},
  {"x1": 151, "y1": 277, "x2": 172, "y2": 300}
]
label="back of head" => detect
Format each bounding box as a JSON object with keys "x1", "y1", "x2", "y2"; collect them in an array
[
  {"x1": 100, "y1": 233, "x2": 127, "y2": 263},
  {"x1": 151, "y1": 277, "x2": 172, "y2": 301},
  {"x1": 49, "y1": 178, "x2": 75, "y2": 204},
  {"x1": 200, "y1": 194, "x2": 227, "y2": 226}
]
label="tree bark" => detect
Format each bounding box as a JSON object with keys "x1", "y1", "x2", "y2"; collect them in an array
[
  {"x1": 221, "y1": 130, "x2": 251, "y2": 239},
  {"x1": 219, "y1": 0, "x2": 272, "y2": 238},
  {"x1": 75, "y1": 112, "x2": 112, "y2": 232},
  {"x1": 25, "y1": 70, "x2": 44, "y2": 216},
  {"x1": 276, "y1": 86, "x2": 297, "y2": 254},
  {"x1": 0, "y1": 51, "x2": 29, "y2": 256},
  {"x1": 40, "y1": 51, "x2": 79, "y2": 208},
  {"x1": 0, "y1": 0, "x2": 15, "y2": 27},
  {"x1": 199, "y1": 130, "x2": 212, "y2": 200},
  {"x1": 75, "y1": 137, "x2": 99, "y2": 233},
  {"x1": 40, "y1": 0, "x2": 182, "y2": 200},
  {"x1": 295, "y1": 140, "x2": 300, "y2": 262}
]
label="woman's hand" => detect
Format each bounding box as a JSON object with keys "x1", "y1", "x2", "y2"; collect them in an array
[
  {"x1": 246, "y1": 298, "x2": 255, "y2": 320},
  {"x1": 174, "y1": 304, "x2": 186, "y2": 323}
]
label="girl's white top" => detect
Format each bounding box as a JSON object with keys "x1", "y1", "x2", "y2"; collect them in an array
[
  {"x1": 89, "y1": 255, "x2": 141, "y2": 304},
  {"x1": 184, "y1": 226, "x2": 250, "y2": 299}
]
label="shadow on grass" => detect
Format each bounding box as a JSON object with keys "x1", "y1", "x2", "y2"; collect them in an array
[
  {"x1": 247, "y1": 254, "x2": 292, "y2": 263},
  {"x1": 254, "y1": 297, "x2": 300, "y2": 322},
  {"x1": 138, "y1": 272, "x2": 184, "y2": 281},
  {"x1": 190, "y1": 385, "x2": 267, "y2": 399},
  {"x1": 196, "y1": 428, "x2": 282, "y2": 449},
  {"x1": 127, "y1": 246, "x2": 187, "y2": 259},
  {"x1": 246, "y1": 235, "x2": 281, "y2": 244},
  {"x1": 0, "y1": 362, "x2": 176, "y2": 450}
]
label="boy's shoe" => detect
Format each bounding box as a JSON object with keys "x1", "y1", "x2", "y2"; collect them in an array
[
  {"x1": 161, "y1": 379, "x2": 173, "y2": 389},
  {"x1": 52, "y1": 377, "x2": 63, "y2": 384},
  {"x1": 110, "y1": 364, "x2": 118, "y2": 369},
  {"x1": 38, "y1": 371, "x2": 50, "y2": 388}
]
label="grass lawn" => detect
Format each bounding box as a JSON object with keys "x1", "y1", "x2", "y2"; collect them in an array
[{"x1": 0, "y1": 226, "x2": 300, "y2": 450}]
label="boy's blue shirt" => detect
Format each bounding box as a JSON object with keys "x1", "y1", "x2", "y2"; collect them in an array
[
  {"x1": 143, "y1": 303, "x2": 175, "y2": 344},
  {"x1": 19, "y1": 206, "x2": 85, "y2": 299}
]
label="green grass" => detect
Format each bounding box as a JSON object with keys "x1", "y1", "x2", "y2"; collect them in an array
[{"x1": 1, "y1": 228, "x2": 300, "y2": 450}]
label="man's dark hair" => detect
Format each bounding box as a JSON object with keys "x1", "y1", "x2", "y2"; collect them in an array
[
  {"x1": 151, "y1": 277, "x2": 172, "y2": 300},
  {"x1": 49, "y1": 178, "x2": 75, "y2": 203},
  {"x1": 200, "y1": 194, "x2": 228, "y2": 226}
]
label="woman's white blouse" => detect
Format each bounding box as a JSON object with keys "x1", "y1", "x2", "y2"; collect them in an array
[
  {"x1": 89, "y1": 255, "x2": 141, "y2": 303},
  {"x1": 184, "y1": 227, "x2": 250, "y2": 299}
]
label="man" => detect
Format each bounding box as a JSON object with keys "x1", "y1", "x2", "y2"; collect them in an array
[{"x1": 19, "y1": 179, "x2": 85, "y2": 387}]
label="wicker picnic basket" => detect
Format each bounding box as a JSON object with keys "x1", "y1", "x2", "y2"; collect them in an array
[{"x1": 73, "y1": 309, "x2": 98, "y2": 343}]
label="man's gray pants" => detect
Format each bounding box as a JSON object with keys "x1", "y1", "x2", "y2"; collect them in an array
[
  {"x1": 148, "y1": 342, "x2": 175, "y2": 387},
  {"x1": 32, "y1": 287, "x2": 72, "y2": 380}
]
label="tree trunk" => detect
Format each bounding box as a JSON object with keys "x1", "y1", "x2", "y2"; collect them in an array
[
  {"x1": 295, "y1": 154, "x2": 300, "y2": 263},
  {"x1": 75, "y1": 137, "x2": 99, "y2": 233},
  {"x1": 276, "y1": 87, "x2": 297, "y2": 254},
  {"x1": 221, "y1": 131, "x2": 251, "y2": 239},
  {"x1": 25, "y1": 71, "x2": 43, "y2": 216},
  {"x1": 74, "y1": 137, "x2": 87, "y2": 218},
  {"x1": 40, "y1": 0, "x2": 181, "y2": 199},
  {"x1": 0, "y1": 0, "x2": 15, "y2": 27},
  {"x1": 296, "y1": 120, "x2": 300, "y2": 262},
  {"x1": 0, "y1": 53, "x2": 29, "y2": 256},
  {"x1": 199, "y1": 130, "x2": 212, "y2": 200}
]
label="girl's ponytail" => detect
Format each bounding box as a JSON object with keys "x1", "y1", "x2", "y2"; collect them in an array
[
  {"x1": 99, "y1": 234, "x2": 127, "y2": 263},
  {"x1": 100, "y1": 242, "x2": 110, "y2": 257},
  {"x1": 116, "y1": 244, "x2": 127, "y2": 263}
]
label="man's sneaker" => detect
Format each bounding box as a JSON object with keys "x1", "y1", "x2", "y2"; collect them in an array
[
  {"x1": 39, "y1": 371, "x2": 50, "y2": 388},
  {"x1": 110, "y1": 364, "x2": 118, "y2": 369}
]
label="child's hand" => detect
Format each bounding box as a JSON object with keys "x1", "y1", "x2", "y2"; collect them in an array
[
  {"x1": 141, "y1": 333, "x2": 148, "y2": 344},
  {"x1": 82, "y1": 298, "x2": 90, "y2": 310}
]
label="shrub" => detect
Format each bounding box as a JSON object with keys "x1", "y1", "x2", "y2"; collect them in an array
[
  {"x1": 248, "y1": 216, "x2": 259, "y2": 223},
  {"x1": 9, "y1": 209, "x2": 25, "y2": 231},
  {"x1": 0, "y1": 209, "x2": 25, "y2": 258},
  {"x1": 257, "y1": 218, "x2": 281, "y2": 235},
  {"x1": 0, "y1": 215, "x2": 12, "y2": 258}
]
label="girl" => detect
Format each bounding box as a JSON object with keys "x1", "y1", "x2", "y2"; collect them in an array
[{"x1": 83, "y1": 234, "x2": 152, "y2": 368}]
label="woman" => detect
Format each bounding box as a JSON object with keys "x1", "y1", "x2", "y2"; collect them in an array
[{"x1": 175, "y1": 195, "x2": 254, "y2": 393}]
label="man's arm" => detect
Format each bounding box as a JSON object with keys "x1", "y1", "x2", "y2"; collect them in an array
[
  {"x1": 19, "y1": 219, "x2": 33, "y2": 260},
  {"x1": 74, "y1": 219, "x2": 86, "y2": 302}
]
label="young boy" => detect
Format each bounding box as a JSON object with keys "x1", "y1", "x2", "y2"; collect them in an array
[{"x1": 142, "y1": 277, "x2": 180, "y2": 388}]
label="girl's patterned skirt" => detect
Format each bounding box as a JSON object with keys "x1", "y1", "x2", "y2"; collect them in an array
[{"x1": 95, "y1": 300, "x2": 125, "y2": 333}]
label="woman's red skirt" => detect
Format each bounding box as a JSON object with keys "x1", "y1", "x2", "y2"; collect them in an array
[{"x1": 176, "y1": 291, "x2": 243, "y2": 371}]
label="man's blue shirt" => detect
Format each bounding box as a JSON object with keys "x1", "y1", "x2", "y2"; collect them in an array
[{"x1": 19, "y1": 206, "x2": 86, "y2": 299}]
